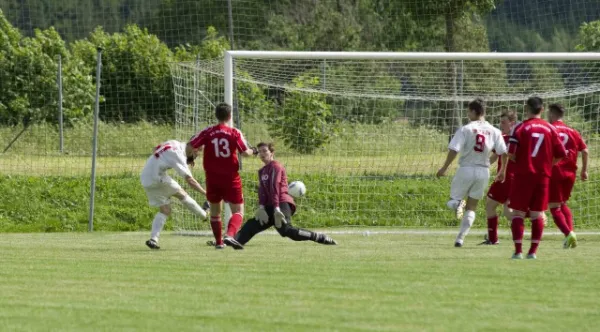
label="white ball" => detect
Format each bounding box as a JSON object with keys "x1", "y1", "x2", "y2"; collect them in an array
[{"x1": 288, "y1": 181, "x2": 307, "y2": 198}]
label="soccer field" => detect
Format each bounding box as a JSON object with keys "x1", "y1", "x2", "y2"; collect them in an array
[{"x1": 1, "y1": 231, "x2": 599, "y2": 331}]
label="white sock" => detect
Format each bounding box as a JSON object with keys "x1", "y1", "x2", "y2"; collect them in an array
[
  {"x1": 180, "y1": 196, "x2": 207, "y2": 219},
  {"x1": 456, "y1": 210, "x2": 476, "y2": 243},
  {"x1": 151, "y1": 212, "x2": 168, "y2": 242}
]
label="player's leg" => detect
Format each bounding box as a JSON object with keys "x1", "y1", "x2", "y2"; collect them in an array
[
  {"x1": 560, "y1": 174, "x2": 578, "y2": 248},
  {"x1": 221, "y1": 176, "x2": 246, "y2": 249},
  {"x1": 507, "y1": 174, "x2": 532, "y2": 259},
  {"x1": 548, "y1": 177, "x2": 571, "y2": 239},
  {"x1": 526, "y1": 178, "x2": 551, "y2": 259},
  {"x1": 454, "y1": 168, "x2": 486, "y2": 247},
  {"x1": 173, "y1": 190, "x2": 207, "y2": 220},
  {"x1": 146, "y1": 204, "x2": 171, "y2": 249},
  {"x1": 235, "y1": 217, "x2": 273, "y2": 245},
  {"x1": 273, "y1": 203, "x2": 337, "y2": 245},
  {"x1": 208, "y1": 200, "x2": 225, "y2": 248},
  {"x1": 143, "y1": 180, "x2": 180, "y2": 249},
  {"x1": 483, "y1": 197, "x2": 501, "y2": 245},
  {"x1": 455, "y1": 197, "x2": 479, "y2": 247},
  {"x1": 447, "y1": 167, "x2": 469, "y2": 220}
]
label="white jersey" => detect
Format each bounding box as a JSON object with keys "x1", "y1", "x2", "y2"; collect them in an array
[
  {"x1": 448, "y1": 120, "x2": 507, "y2": 168},
  {"x1": 140, "y1": 140, "x2": 192, "y2": 187}
]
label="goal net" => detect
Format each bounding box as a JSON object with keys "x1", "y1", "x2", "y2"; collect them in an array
[{"x1": 169, "y1": 52, "x2": 600, "y2": 232}]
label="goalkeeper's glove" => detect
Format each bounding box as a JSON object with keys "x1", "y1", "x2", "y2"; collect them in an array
[
  {"x1": 255, "y1": 205, "x2": 269, "y2": 225},
  {"x1": 274, "y1": 207, "x2": 286, "y2": 228}
]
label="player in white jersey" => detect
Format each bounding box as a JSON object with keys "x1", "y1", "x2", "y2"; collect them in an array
[
  {"x1": 141, "y1": 139, "x2": 208, "y2": 249},
  {"x1": 436, "y1": 98, "x2": 508, "y2": 247}
]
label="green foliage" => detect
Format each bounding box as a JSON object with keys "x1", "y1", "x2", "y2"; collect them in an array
[
  {"x1": 267, "y1": 75, "x2": 338, "y2": 154},
  {"x1": 173, "y1": 26, "x2": 230, "y2": 61},
  {"x1": 0, "y1": 10, "x2": 95, "y2": 126},
  {"x1": 71, "y1": 25, "x2": 174, "y2": 123}
]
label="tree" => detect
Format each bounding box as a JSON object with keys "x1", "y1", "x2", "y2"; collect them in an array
[
  {"x1": 0, "y1": 10, "x2": 95, "y2": 126},
  {"x1": 404, "y1": 0, "x2": 499, "y2": 138},
  {"x1": 71, "y1": 25, "x2": 174, "y2": 123}
]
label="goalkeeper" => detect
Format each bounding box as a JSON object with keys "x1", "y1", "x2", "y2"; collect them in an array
[{"x1": 209, "y1": 142, "x2": 337, "y2": 246}]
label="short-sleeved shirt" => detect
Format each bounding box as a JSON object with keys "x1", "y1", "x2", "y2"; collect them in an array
[
  {"x1": 508, "y1": 118, "x2": 566, "y2": 177},
  {"x1": 448, "y1": 120, "x2": 507, "y2": 168},
  {"x1": 552, "y1": 120, "x2": 587, "y2": 177},
  {"x1": 189, "y1": 124, "x2": 249, "y2": 177},
  {"x1": 140, "y1": 140, "x2": 191, "y2": 187}
]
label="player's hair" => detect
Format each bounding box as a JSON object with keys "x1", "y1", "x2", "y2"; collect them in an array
[
  {"x1": 257, "y1": 142, "x2": 275, "y2": 153},
  {"x1": 500, "y1": 109, "x2": 518, "y2": 122},
  {"x1": 215, "y1": 102, "x2": 232, "y2": 122},
  {"x1": 548, "y1": 103, "x2": 565, "y2": 118},
  {"x1": 468, "y1": 98, "x2": 485, "y2": 116},
  {"x1": 526, "y1": 96, "x2": 544, "y2": 115}
]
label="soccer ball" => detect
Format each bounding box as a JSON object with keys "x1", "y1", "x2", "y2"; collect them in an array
[{"x1": 288, "y1": 181, "x2": 307, "y2": 198}]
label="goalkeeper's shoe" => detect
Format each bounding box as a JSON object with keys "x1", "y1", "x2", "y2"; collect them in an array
[
  {"x1": 145, "y1": 239, "x2": 160, "y2": 250},
  {"x1": 564, "y1": 231, "x2": 578, "y2": 249},
  {"x1": 224, "y1": 236, "x2": 244, "y2": 250},
  {"x1": 526, "y1": 253, "x2": 537, "y2": 259},
  {"x1": 318, "y1": 235, "x2": 337, "y2": 245},
  {"x1": 511, "y1": 253, "x2": 523, "y2": 260},
  {"x1": 455, "y1": 200, "x2": 466, "y2": 220},
  {"x1": 478, "y1": 235, "x2": 499, "y2": 246}
]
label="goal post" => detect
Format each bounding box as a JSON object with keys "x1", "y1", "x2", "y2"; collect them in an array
[{"x1": 170, "y1": 51, "x2": 600, "y2": 233}]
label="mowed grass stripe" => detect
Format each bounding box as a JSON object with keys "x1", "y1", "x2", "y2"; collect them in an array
[{"x1": 0, "y1": 232, "x2": 599, "y2": 331}]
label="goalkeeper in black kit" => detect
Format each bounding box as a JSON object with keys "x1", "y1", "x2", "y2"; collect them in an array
[{"x1": 209, "y1": 142, "x2": 337, "y2": 247}]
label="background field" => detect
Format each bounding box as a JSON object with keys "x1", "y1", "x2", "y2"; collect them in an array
[
  {"x1": 1, "y1": 231, "x2": 599, "y2": 331},
  {"x1": 1, "y1": 121, "x2": 598, "y2": 232}
]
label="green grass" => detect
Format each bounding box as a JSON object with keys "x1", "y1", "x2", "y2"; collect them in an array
[
  {"x1": 2, "y1": 172, "x2": 600, "y2": 231},
  {"x1": 1, "y1": 231, "x2": 599, "y2": 331},
  {"x1": 1, "y1": 121, "x2": 599, "y2": 230}
]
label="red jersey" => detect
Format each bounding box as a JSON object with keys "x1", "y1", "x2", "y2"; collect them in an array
[
  {"x1": 508, "y1": 118, "x2": 566, "y2": 177},
  {"x1": 496, "y1": 135, "x2": 515, "y2": 175},
  {"x1": 188, "y1": 124, "x2": 249, "y2": 176},
  {"x1": 258, "y1": 161, "x2": 295, "y2": 208},
  {"x1": 552, "y1": 120, "x2": 587, "y2": 175}
]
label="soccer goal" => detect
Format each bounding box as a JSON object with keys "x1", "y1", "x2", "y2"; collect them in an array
[{"x1": 169, "y1": 51, "x2": 600, "y2": 233}]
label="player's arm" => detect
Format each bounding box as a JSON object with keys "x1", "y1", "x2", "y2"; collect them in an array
[
  {"x1": 489, "y1": 154, "x2": 499, "y2": 165},
  {"x1": 184, "y1": 175, "x2": 207, "y2": 195},
  {"x1": 271, "y1": 165, "x2": 286, "y2": 227},
  {"x1": 551, "y1": 129, "x2": 567, "y2": 163},
  {"x1": 495, "y1": 154, "x2": 509, "y2": 183},
  {"x1": 236, "y1": 132, "x2": 258, "y2": 157},
  {"x1": 581, "y1": 148, "x2": 589, "y2": 181},
  {"x1": 437, "y1": 129, "x2": 461, "y2": 177},
  {"x1": 436, "y1": 149, "x2": 458, "y2": 177}
]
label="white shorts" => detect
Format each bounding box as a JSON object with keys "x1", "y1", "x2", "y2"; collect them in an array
[
  {"x1": 450, "y1": 166, "x2": 490, "y2": 201},
  {"x1": 143, "y1": 176, "x2": 182, "y2": 207}
]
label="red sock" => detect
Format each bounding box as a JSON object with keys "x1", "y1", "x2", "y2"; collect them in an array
[
  {"x1": 210, "y1": 216, "x2": 223, "y2": 245},
  {"x1": 550, "y1": 207, "x2": 571, "y2": 236},
  {"x1": 511, "y1": 216, "x2": 525, "y2": 254},
  {"x1": 561, "y1": 204, "x2": 574, "y2": 231},
  {"x1": 529, "y1": 218, "x2": 545, "y2": 255},
  {"x1": 226, "y1": 213, "x2": 243, "y2": 237},
  {"x1": 487, "y1": 216, "x2": 499, "y2": 244}
]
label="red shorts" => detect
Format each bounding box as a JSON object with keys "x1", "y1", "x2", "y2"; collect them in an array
[
  {"x1": 508, "y1": 174, "x2": 550, "y2": 213},
  {"x1": 549, "y1": 172, "x2": 576, "y2": 204},
  {"x1": 205, "y1": 173, "x2": 244, "y2": 204},
  {"x1": 486, "y1": 174, "x2": 513, "y2": 204}
]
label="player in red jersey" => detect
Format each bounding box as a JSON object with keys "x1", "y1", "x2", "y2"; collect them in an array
[
  {"x1": 547, "y1": 103, "x2": 589, "y2": 249},
  {"x1": 507, "y1": 97, "x2": 566, "y2": 259},
  {"x1": 189, "y1": 102, "x2": 257, "y2": 250},
  {"x1": 207, "y1": 142, "x2": 337, "y2": 246},
  {"x1": 481, "y1": 110, "x2": 518, "y2": 245}
]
